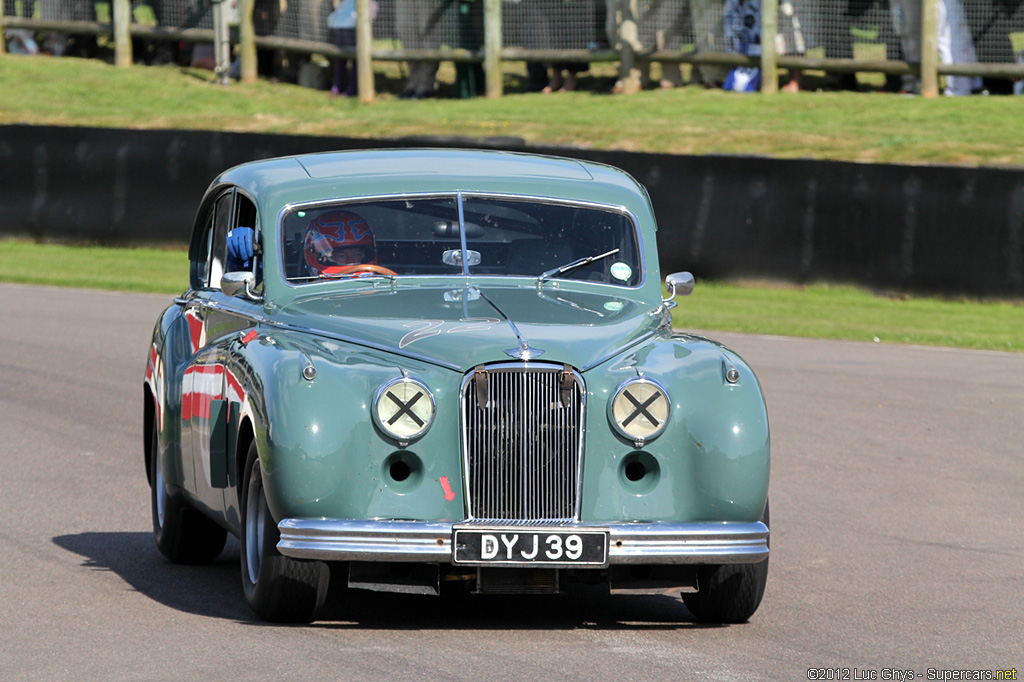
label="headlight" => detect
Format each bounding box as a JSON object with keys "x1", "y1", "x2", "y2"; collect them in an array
[
  {"x1": 608, "y1": 378, "x2": 670, "y2": 446},
  {"x1": 373, "y1": 377, "x2": 435, "y2": 443}
]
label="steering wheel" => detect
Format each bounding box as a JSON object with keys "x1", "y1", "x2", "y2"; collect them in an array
[{"x1": 334, "y1": 263, "x2": 398, "y2": 277}]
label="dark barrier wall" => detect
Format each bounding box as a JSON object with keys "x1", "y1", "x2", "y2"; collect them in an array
[{"x1": 2, "y1": 124, "x2": 1023, "y2": 297}]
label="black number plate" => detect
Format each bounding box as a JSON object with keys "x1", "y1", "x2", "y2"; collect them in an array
[{"x1": 453, "y1": 528, "x2": 608, "y2": 566}]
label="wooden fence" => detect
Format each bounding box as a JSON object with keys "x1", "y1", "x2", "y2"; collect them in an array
[{"x1": 3, "y1": 0, "x2": 1024, "y2": 99}]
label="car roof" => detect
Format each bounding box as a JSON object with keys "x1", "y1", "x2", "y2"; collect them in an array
[{"x1": 213, "y1": 148, "x2": 653, "y2": 216}]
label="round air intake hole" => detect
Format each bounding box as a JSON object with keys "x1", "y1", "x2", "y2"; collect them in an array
[
  {"x1": 619, "y1": 452, "x2": 660, "y2": 494},
  {"x1": 625, "y1": 460, "x2": 647, "y2": 482},
  {"x1": 390, "y1": 460, "x2": 412, "y2": 482},
  {"x1": 382, "y1": 452, "x2": 423, "y2": 492}
]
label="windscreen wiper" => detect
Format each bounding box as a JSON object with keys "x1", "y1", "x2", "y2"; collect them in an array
[{"x1": 537, "y1": 248, "x2": 619, "y2": 286}]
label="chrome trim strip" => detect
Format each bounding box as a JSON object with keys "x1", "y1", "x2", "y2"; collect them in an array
[
  {"x1": 277, "y1": 519, "x2": 453, "y2": 562},
  {"x1": 456, "y1": 191, "x2": 470, "y2": 277},
  {"x1": 607, "y1": 522, "x2": 769, "y2": 565},
  {"x1": 277, "y1": 519, "x2": 769, "y2": 565}
]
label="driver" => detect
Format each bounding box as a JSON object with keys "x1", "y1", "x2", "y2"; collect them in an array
[{"x1": 303, "y1": 209, "x2": 378, "y2": 278}]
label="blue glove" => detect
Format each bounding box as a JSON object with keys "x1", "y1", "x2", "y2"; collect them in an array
[{"x1": 226, "y1": 227, "x2": 254, "y2": 271}]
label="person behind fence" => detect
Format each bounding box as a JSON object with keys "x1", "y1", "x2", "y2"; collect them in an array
[
  {"x1": 890, "y1": 0, "x2": 982, "y2": 95},
  {"x1": 605, "y1": 0, "x2": 682, "y2": 92},
  {"x1": 544, "y1": 63, "x2": 586, "y2": 92},
  {"x1": 396, "y1": 0, "x2": 441, "y2": 99},
  {"x1": 326, "y1": 0, "x2": 377, "y2": 98},
  {"x1": 722, "y1": 0, "x2": 803, "y2": 93}
]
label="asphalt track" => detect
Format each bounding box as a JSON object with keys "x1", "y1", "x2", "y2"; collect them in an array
[{"x1": 0, "y1": 283, "x2": 1020, "y2": 681}]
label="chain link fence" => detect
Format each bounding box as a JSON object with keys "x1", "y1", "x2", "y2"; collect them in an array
[{"x1": 4, "y1": 0, "x2": 1024, "y2": 92}]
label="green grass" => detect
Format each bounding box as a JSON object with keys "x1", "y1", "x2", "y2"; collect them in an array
[
  {"x1": 2, "y1": 54, "x2": 1022, "y2": 352},
  {"x1": 671, "y1": 280, "x2": 1023, "y2": 352},
  {"x1": 0, "y1": 240, "x2": 188, "y2": 293},
  {"x1": 2, "y1": 54, "x2": 1024, "y2": 167},
  {"x1": 2, "y1": 240, "x2": 1019, "y2": 352}
]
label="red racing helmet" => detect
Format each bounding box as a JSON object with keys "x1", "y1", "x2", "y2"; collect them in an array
[{"x1": 302, "y1": 209, "x2": 377, "y2": 276}]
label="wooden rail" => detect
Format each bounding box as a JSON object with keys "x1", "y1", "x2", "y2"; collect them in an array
[{"x1": 4, "y1": 0, "x2": 1022, "y2": 95}]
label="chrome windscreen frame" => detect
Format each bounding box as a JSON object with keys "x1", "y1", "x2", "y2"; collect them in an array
[{"x1": 274, "y1": 191, "x2": 648, "y2": 291}]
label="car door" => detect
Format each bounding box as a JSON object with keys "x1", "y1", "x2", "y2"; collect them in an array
[{"x1": 181, "y1": 189, "x2": 260, "y2": 516}]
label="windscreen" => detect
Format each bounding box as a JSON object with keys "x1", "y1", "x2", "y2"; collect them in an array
[{"x1": 280, "y1": 195, "x2": 642, "y2": 286}]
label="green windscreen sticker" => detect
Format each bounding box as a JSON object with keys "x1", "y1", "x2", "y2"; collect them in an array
[{"x1": 610, "y1": 262, "x2": 632, "y2": 281}]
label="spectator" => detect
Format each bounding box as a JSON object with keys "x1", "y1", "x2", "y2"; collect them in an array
[
  {"x1": 253, "y1": 0, "x2": 282, "y2": 78},
  {"x1": 722, "y1": 0, "x2": 803, "y2": 92},
  {"x1": 688, "y1": 0, "x2": 731, "y2": 87},
  {"x1": 396, "y1": 0, "x2": 441, "y2": 99},
  {"x1": 776, "y1": 1, "x2": 806, "y2": 92},
  {"x1": 543, "y1": 63, "x2": 585, "y2": 93},
  {"x1": 5, "y1": 29, "x2": 39, "y2": 55},
  {"x1": 521, "y1": 0, "x2": 591, "y2": 93},
  {"x1": 605, "y1": 0, "x2": 642, "y2": 92},
  {"x1": 890, "y1": 0, "x2": 982, "y2": 95},
  {"x1": 327, "y1": 0, "x2": 376, "y2": 98}
]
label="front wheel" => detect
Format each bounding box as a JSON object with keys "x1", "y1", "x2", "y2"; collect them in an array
[
  {"x1": 682, "y1": 502, "x2": 770, "y2": 623},
  {"x1": 150, "y1": 420, "x2": 226, "y2": 564},
  {"x1": 239, "y1": 440, "x2": 329, "y2": 623}
]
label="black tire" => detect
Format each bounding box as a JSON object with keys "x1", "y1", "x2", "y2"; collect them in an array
[
  {"x1": 150, "y1": 421, "x2": 227, "y2": 564},
  {"x1": 240, "y1": 440, "x2": 329, "y2": 623},
  {"x1": 682, "y1": 501, "x2": 770, "y2": 624}
]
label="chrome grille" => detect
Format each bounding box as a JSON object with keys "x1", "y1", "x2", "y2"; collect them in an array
[{"x1": 461, "y1": 363, "x2": 585, "y2": 522}]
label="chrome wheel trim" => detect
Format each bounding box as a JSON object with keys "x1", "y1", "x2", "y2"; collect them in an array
[{"x1": 245, "y1": 463, "x2": 265, "y2": 585}]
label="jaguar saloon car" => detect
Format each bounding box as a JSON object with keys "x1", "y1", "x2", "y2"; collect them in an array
[{"x1": 143, "y1": 148, "x2": 770, "y2": 623}]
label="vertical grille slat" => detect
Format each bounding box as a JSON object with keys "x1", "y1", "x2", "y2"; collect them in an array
[{"x1": 462, "y1": 363, "x2": 584, "y2": 523}]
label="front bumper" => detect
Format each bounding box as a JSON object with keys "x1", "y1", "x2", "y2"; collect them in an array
[{"x1": 277, "y1": 519, "x2": 769, "y2": 565}]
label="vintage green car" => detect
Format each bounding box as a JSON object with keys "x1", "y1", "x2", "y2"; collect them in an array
[{"x1": 143, "y1": 148, "x2": 770, "y2": 623}]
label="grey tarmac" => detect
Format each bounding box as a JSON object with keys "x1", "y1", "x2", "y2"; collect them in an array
[{"x1": 0, "y1": 283, "x2": 1020, "y2": 681}]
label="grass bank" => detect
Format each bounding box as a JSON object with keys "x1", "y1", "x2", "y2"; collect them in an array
[
  {"x1": 2, "y1": 54, "x2": 1023, "y2": 167},
  {"x1": 2, "y1": 240, "x2": 1019, "y2": 352}
]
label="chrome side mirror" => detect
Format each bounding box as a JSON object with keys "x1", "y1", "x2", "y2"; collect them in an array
[
  {"x1": 664, "y1": 271, "x2": 695, "y2": 299},
  {"x1": 221, "y1": 271, "x2": 258, "y2": 299}
]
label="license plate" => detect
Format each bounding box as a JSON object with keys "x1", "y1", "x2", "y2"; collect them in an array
[{"x1": 453, "y1": 527, "x2": 608, "y2": 567}]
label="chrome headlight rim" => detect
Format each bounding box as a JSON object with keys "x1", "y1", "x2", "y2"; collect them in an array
[
  {"x1": 607, "y1": 377, "x2": 671, "y2": 446},
  {"x1": 373, "y1": 376, "x2": 436, "y2": 443}
]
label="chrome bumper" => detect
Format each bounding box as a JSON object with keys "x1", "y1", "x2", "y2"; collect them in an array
[{"x1": 277, "y1": 519, "x2": 769, "y2": 565}]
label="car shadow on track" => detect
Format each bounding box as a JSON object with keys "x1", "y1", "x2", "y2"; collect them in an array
[
  {"x1": 53, "y1": 531, "x2": 250, "y2": 621},
  {"x1": 53, "y1": 532, "x2": 728, "y2": 630}
]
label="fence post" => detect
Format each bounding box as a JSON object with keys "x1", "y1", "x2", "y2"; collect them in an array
[
  {"x1": 760, "y1": 0, "x2": 778, "y2": 93},
  {"x1": 618, "y1": 0, "x2": 641, "y2": 94},
  {"x1": 356, "y1": 0, "x2": 375, "y2": 103},
  {"x1": 212, "y1": 0, "x2": 232, "y2": 85},
  {"x1": 113, "y1": 0, "x2": 132, "y2": 67},
  {"x1": 0, "y1": 11, "x2": 6, "y2": 55},
  {"x1": 483, "y1": 0, "x2": 502, "y2": 98},
  {"x1": 239, "y1": 0, "x2": 257, "y2": 84},
  {"x1": 920, "y1": 0, "x2": 939, "y2": 96}
]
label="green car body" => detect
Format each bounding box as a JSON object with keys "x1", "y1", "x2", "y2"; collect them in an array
[{"x1": 143, "y1": 148, "x2": 770, "y2": 623}]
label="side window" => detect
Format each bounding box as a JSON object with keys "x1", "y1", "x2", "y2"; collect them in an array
[
  {"x1": 234, "y1": 194, "x2": 258, "y2": 274},
  {"x1": 193, "y1": 213, "x2": 213, "y2": 288},
  {"x1": 207, "y1": 192, "x2": 234, "y2": 288}
]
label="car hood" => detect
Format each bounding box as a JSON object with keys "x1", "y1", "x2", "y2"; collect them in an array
[{"x1": 275, "y1": 284, "x2": 662, "y2": 372}]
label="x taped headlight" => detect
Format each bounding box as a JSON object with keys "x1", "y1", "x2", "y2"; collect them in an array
[
  {"x1": 608, "y1": 378, "x2": 670, "y2": 446},
  {"x1": 373, "y1": 377, "x2": 435, "y2": 443}
]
